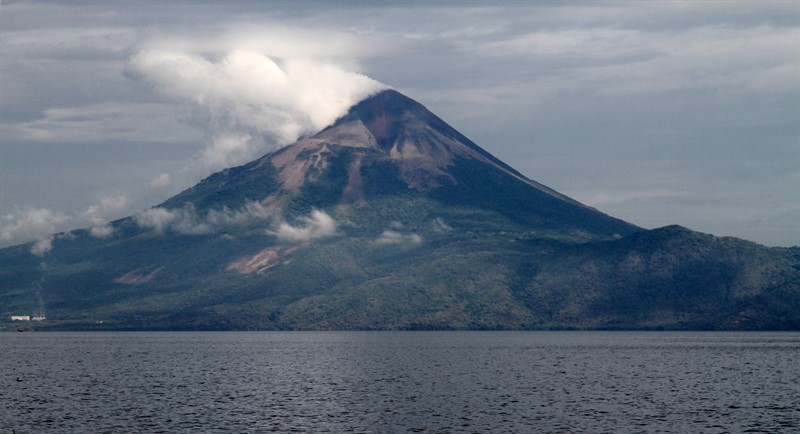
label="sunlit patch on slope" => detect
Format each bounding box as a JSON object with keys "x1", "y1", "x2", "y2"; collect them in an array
[
  {"x1": 226, "y1": 246, "x2": 299, "y2": 275},
  {"x1": 114, "y1": 266, "x2": 163, "y2": 285}
]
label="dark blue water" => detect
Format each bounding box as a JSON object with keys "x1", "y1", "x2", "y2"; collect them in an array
[{"x1": 3, "y1": 332, "x2": 798, "y2": 433}]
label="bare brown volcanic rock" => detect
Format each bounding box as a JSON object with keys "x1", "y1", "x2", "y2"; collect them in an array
[{"x1": 1, "y1": 90, "x2": 798, "y2": 330}]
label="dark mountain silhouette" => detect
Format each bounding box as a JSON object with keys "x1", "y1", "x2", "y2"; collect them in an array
[{"x1": 2, "y1": 89, "x2": 798, "y2": 330}]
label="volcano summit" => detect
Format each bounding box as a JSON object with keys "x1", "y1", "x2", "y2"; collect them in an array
[{"x1": 2, "y1": 90, "x2": 798, "y2": 330}]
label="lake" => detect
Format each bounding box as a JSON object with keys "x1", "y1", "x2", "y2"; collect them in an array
[{"x1": 3, "y1": 332, "x2": 798, "y2": 433}]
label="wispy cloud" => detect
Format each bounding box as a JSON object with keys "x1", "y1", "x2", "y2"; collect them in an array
[
  {"x1": 1, "y1": 206, "x2": 69, "y2": 248},
  {"x1": 205, "y1": 202, "x2": 273, "y2": 227},
  {"x1": 431, "y1": 217, "x2": 453, "y2": 233},
  {"x1": 3, "y1": 102, "x2": 200, "y2": 144},
  {"x1": 79, "y1": 196, "x2": 130, "y2": 226},
  {"x1": 271, "y1": 210, "x2": 339, "y2": 243},
  {"x1": 0, "y1": 195, "x2": 130, "y2": 248},
  {"x1": 131, "y1": 203, "x2": 342, "y2": 242},
  {"x1": 375, "y1": 230, "x2": 423, "y2": 246},
  {"x1": 89, "y1": 225, "x2": 115, "y2": 239},
  {"x1": 80, "y1": 195, "x2": 130, "y2": 239},
  {"x1": 133, "y1": 206, "x2": 211, "y2": 235},
  {"x1": 149, "y1": 173, "x2": 172, "y2": 189},
  {"x1": 30, "y1": 236, "x2": 54, "y2": 257}
]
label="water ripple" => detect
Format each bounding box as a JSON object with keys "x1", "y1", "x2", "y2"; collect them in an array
[{"x1": 2, "y1": 331, "x2": 799, "y2": 433}]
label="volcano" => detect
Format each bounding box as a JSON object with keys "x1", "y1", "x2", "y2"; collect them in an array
[
  {"x1": 2, "y1": 89, "x2": 798, "y2": 330},
  {"x1": 161, "y1": 89, "x2": 636, "y2": 239}
]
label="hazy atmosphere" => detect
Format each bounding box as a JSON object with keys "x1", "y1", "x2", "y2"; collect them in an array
[{"x1": 1, "y1": 0, "x2": 798, "y2": 247}]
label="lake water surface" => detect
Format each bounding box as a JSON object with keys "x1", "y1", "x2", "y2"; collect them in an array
[{"x1": 3, "y1": 332, "x2": 798, "y2": 433}]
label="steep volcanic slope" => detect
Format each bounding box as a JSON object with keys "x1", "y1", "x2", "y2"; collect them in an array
[
  {"x1": 162, "y1": 89, "x2": 637, "y2": 239},
  {"x1": 1, "y1": 90, "x2": 798, "y2": 330}
]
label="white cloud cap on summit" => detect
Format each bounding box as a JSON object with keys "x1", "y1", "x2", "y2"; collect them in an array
[{"x1": 126, "y1": 48, "x2": 386, "y2": 170}]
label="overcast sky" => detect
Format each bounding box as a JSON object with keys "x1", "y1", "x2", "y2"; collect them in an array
[{"x1": 1, "y1": 0, "x2": 798, "y2": 247}]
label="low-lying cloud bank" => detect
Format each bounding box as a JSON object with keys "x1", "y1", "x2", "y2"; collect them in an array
[
  {"x1": 9, "y1": 200, "x2": 449, "y2": 256},
  {"x1": 133, "y1": 202, "x2": 274, "y2": 236},
  {"x1": 1, "y1": 196, "x2": 130, "y2": 250},
  {"x1": 1, "y1": 207, "x2": 69, "y2": 248},
  {"x1": 4, "y1": 199, "x2": 343, "y2": 256},
  {"x1": 133, "y1": 204, "x2": 340, "y2": 244}
]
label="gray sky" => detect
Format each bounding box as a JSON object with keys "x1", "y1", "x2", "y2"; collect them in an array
[{"x1": 1, "y1": 0, "x2": 798, "y2": 247}]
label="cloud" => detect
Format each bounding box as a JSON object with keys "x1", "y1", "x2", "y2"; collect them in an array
[
  {"x1": 4, "y1": 102, "x2": 200, "y2": 144},
  {"x1": 478, "y1": 28, "x2": 648, "y2": 58},
  {"x1": 584, "y1": 189, "x2": 689, "y2": 207},
  {"x1": 80, "y1": 195, "x2": 130, "y2": 239},
  {"x1": 0, "y1": 195, "x2": 132, "y2": 247},
  {"x1": 471, "y1": 25, "x2": 798, "y2": 100},
  {"x1": 30, "y1": 236, "x2": 54, "y2": 257},
  {"x1": 1, "y1": 206, "x2": 69, "y2": 247},
  {"x1": 149, "y1": 173, "x2": 171, "y2": 189},
  {"x1": 205, "y1": 202, "x2": 272, "y2": 227},
  {"x1": 133, "y1": 201, "x2": 274, "y2": 236},
  {"x1": 133, "y1": 207, "x2": 178, "y2": 235},
  {"x1": 134, "y1": 23, "x2": 395, "y2": 61},
  {"x1": 432, "y1": 217, "x2": 453, "y2": 233},
  {"x1": 130, "y1": 204, "x2": 340, "y2": 244},
  {"x1": 89, "y1": 224, "x2": 115, "y2": 239},
  {"x1": 133, "y1": 206, "x2": 210, "y2": 235},
  {"x1": 271, "y1": 210, "x2": 339, "y2": 243},
  {"x1": 79, "y1": 195, "x2": 129, "y2": 226},
  {"x1": 375, "y1": 230, "x2": 423, "y2": 246},
  {"x1": 125, "y1": 47, "x2": 387, "y2": 170}
]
